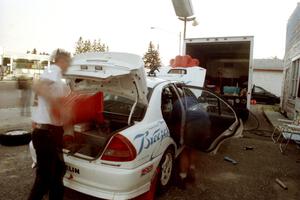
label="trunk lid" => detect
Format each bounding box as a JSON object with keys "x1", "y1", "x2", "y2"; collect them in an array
[
  {"x1": 65, "y1": 52, "x2": 148, "y2": 105},
  {"x1": 62, "y1": 52, "x2": 148, "y2": 160}
]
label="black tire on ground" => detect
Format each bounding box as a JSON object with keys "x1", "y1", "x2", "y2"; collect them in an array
[
  {"x1": 0, "y1": 130, "x2": 31, "y2": 146},
  {"x1": 157, "y1": 147, "x2": 175, "y2": 194}
]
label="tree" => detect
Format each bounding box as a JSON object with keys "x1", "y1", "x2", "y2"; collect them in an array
[
  {"x1": 31, "y1": 48, "x2": 37, "y2": 54},
  {"x1": 92, "y1": 39, "x2": 98, "y2": 52},
  {"x1": 83, "y1": 40, "x2": 92, "y2": 53},
  {"x1": 93, "y1": 39, "x2": 109, "y2": 52},
  {"x1": 75, "y1": 37, "x2": 109, "y2": 54},
  {"x1": 39, "y1": 52, "x2": 49, "y2": 55},
  {"x1": 75, "y1": 37, "x2": 85, "y2": 54},
  {"x1": 143, "y1": 42, "x2": 161, "y2": 75}
]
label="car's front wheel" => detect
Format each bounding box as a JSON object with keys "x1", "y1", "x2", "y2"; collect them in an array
[{"x1": 157, "y1": 147, "x2": 174, "y2": 193}]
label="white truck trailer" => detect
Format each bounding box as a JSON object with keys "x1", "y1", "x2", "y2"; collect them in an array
[{"x1": 183, "y1": 36, "x2": 254, "y2": 120}]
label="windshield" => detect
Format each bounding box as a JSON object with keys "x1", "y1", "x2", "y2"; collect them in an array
[{"x1": 104, "y1": 93, "x2": 146, "y2": 120}]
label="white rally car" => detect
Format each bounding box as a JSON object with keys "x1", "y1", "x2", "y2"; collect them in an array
[{"x1": 29, "y1": 52, "x2": 243, "y2": 200}]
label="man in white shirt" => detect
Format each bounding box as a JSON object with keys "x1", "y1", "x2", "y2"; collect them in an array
[{"x1": 28, "y1": 49, "x2": 71, "y2": 200}]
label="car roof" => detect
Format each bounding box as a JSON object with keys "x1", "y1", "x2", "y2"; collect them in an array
[
  {"x1": 146, "y1": 76, "x2": 169, "y2": 88},
  {"x1": 168, "y1": 66, "x2": 205, "y2": 71}
]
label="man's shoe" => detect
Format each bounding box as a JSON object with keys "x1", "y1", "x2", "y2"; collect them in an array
[
  {"x1": 186, "y1": 169, "x2": 196, "y2": 183},
  {"x1": 177, "y1": 177, "x2": 187, "y2": 190}
]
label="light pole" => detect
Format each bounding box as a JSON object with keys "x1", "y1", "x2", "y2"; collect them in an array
[
  {"x1": 171, "y1": 0, "x2": 198, "y2": 52},
  {"x1": 150, "y1": 26, "x2": 182, "y2": 55},
  {"x1": 178, "y1": 16, "x2": 198, "y2": 40}
]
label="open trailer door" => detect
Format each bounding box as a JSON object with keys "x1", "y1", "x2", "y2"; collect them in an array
[
  {"x1": 184, "y1": 36, "x2": 254, "y2": 121},
  {"x1": 177, "y1": 84, "x2": 242, "y2": 152}
]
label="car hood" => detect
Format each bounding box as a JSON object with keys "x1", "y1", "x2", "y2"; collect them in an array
[{"x1": 64, "y1": 52, "x2": 148, "y2": 105}]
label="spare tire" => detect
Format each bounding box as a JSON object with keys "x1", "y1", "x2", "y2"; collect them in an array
[{"x1": 0, "y1": 129, "x2": 31, "y2": 146}]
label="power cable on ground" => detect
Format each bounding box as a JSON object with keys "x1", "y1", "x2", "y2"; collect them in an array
[{"x1": 243, "y1": 110, "x2": 278, "y2": 138}]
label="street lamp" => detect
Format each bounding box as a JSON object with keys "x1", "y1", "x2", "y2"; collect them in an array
[
  {"x1": 171, "y1": 0, "x2": 198, "y2": 40},
  {"x1": 171, "y1": 0, "x2": 194, "y2": 18},
  {"x1": 150, "y1": 26, "x2": 182, "y2": 55},
  {"x1": 178, "y1": 16, "x2": 198, "y2": 40}
]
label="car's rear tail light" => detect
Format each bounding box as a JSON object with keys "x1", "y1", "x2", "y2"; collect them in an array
[{"x1": 101, "y1": 134, "x2": 137, "y2": 162}]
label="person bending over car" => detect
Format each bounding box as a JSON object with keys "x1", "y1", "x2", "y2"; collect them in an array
[
  {"x1": 173, "y1": 93, "x2": 211, "y2": 189},
  {"x1": 28, "y1": 49, "x2": 71, "y2": 200}
]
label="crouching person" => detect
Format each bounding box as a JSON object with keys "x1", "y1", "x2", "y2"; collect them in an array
[
  {"x1": 28, "y1": 49, "x2": 71, "y2": 200},
  {"x1": 178, "y1": 101, "x2": 211, "y2": 189}
]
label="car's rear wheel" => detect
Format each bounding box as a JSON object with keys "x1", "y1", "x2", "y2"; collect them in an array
[{"x1": 157, "y1": 147, "x2": 174, "y2": 193}]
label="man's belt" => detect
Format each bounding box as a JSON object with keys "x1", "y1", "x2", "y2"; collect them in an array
[{"x1": 35, "y1": 123, "x2": 62, "y2": 130}]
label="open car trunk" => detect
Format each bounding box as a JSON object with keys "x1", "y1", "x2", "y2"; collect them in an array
[
  {"x1": 62, "y1": 52, "x2": 148, "y2": 160},
  {"x1": 62, "y1": 81, "x2": 147, "y2": 160},
  {"x1": 63, "y1": 111, "x2": 131, "y2": 159}
]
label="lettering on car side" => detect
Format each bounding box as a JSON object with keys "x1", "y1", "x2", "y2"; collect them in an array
[
  {"x1": 134, "y1": 128, "x2": 170, "y2": 155},
  {"x1": 66, "y1": 165, "x2": 80, "y2": 174}
]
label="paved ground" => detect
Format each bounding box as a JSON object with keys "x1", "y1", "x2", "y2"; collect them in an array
[
  {"x1": 0, "y1": 105, "x2": 300, "y2": 200},
  {"x1": 0, "y1": 81, "x2": 33, "y2": 132},
  {"x1": 0, "y1": 80, "x2": 34, "y2": 132},
  {"x1": 0, "y1": 107, "x2": 33, "y2": 133},
  {"x1": 0, "y1": 81, "x2": 23, "y2": 108}
]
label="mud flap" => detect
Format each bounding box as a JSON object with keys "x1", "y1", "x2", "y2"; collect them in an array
[{"x1": 134, "y1": 168, "x2": 159, "y2": 200}]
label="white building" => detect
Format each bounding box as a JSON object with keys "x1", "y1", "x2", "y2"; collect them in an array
[
  {"x1": 282, "y1": 3, "x2": 300, "y2": 119},
  {"x1": 0, "y1": 49, "x2": 50, "y2": 79},
  {"x1": 253, "y1": 58, "x2": 283, "y2": 96}
]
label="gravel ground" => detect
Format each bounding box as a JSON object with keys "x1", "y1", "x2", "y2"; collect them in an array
[{"x1": 1, "y1": 106, "x2": 299, "y2": 200}]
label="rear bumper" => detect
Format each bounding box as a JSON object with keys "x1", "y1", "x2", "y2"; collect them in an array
[
  {"x1": 29, "y1": 141, "x2": 162, "y2": 199},
  {"x1": 64, "y1": 177, "x2": 150, "y2": 200},
  {"x1": 63, "y1": 155, "x2": 162, "y2": 200}
]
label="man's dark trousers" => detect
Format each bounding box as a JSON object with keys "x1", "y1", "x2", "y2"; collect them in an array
[{"x1": 28, "y1": 126, "x2": 66, "y2": 200}]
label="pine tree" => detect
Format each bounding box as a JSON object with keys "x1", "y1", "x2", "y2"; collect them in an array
[
  {"x1": 92, "y1": 39, "x2": 98, "y2": 52},
  {"x1": 83, "y1": 40, "x2": 92, "y2": 53},
  {"x1": 95, "y1": 39, "x2": 107, "y2": 52},
  {"x1": 143, "y1": 42, "x2": 161, "y2": 74},
  {"x1": 75, "y1": 37, "x2": 109, "y2": 54},
  {"x1": 75, "y1": 37, "x2": 84, "y2": 54},
  {"x1": 32, "y1": 48, "x2": 37, "y2": 54}
]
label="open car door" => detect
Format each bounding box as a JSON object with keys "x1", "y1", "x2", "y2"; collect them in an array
[{"x1": 176, "y1": 84, "x2": 242, "y2": 153}]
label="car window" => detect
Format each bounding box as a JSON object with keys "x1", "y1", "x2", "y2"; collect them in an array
[
  {"x1": 66, "y1": 78, "x2": 147, "y2": 120},
  {"x1": 254, "y1": 86, "x2": 265, "y2": 93},
  {"x1": 183, "y1": 87, "x2": 236, "y2": 119},
  {"x1": 168, "y1": 69, "x2": 187, "y2": 75},
  {"x1": 147, "y1": 87, "x2": 153, "y2": 100}
]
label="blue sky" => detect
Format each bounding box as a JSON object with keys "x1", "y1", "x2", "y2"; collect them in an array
[{"x1": 0, "y1": 0, "x2": 299, "y2": 64}]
